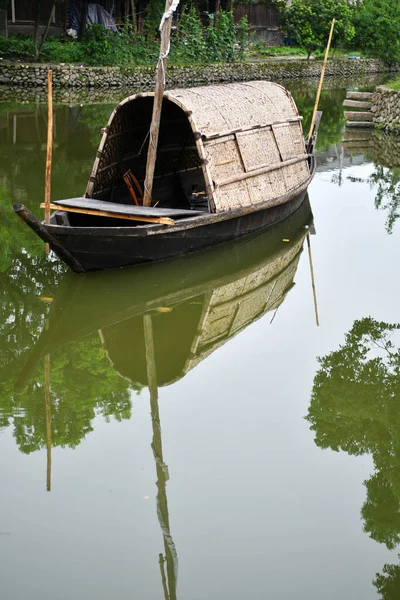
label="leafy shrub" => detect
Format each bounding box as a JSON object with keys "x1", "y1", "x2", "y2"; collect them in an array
[
  {"x1": 0, "y1": 10, "x2": 248, "y2": 66},
  {"x1": 172, "y1": 7, "x2": 245, "y2": 63},
  {"x1": 0, "y1": 34, "x2": 35, "y2": 59},
  {"x1": 172, "y1": 6, "x2": 207, "y2": 63}
]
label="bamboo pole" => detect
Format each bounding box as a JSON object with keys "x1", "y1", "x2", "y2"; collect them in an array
[
  {"x1": 307, "y1": 18, "x2": 335, "y2": 142},
  {"x1": 44, "y1": 69, "x2": 53, "y2": 254},
  {"x1": 143, "y1": 0, "x2": 177, "y2": 206},
  {"x1": 44, "y1": 353, "x2": 52, "y2": 492},
  {"x1": 143, "y1": 314, "x2": 178, "y2": 600},
  {"x1": 306, "y1": 232, "x2": 319, "y2": 327}
]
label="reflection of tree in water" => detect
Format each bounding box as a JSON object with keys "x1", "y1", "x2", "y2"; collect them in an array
[
  {"x1": 374, "y1": 559, "x2": 400, "y2": 600},
  {"x1": 292, "y1": 87, "x2": 346, "y2": 151},
  {"x1": 306, "y1": 318, "x2": 400, "y2": 549},
  {"x1": 0, "y1": 335, "x2": 133, "y2": 455},
  {"x1": 344, "y1": 132, "x2": 400, "y2": 234},
  {"x1": 0, "y1": 187, "x2": 135, "y2": 456},
  {"x1": 370, "y1": 166, "x2": 400, "y2": 235},
  {"x1": 307, "y1": 317, "x2": 400, "y2": 597}
]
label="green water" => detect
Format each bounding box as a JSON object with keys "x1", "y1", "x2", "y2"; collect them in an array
[{"x1": 1, "y1": 78, "x2": 400, "y2": 600}]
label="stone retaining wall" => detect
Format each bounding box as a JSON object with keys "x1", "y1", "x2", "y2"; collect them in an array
[
  {"x1": 0, "y1": 58, "x2": 398, "y2": 89},
  {"x1": 0, "y1": 73, "x2": 386, "y2": 105},
  {"x1": 372, "y1": 86, "x2": 400, "y2": 133}
]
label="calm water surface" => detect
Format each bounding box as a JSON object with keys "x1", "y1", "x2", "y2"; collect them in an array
[{"x1": 1, "y1": 78, "x2": 400, "y2": 600}]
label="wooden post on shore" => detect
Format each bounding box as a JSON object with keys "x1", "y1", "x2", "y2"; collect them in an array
[
  {"x1": 143, "y1": 0, "x2": 178, "y2": 206},
  {"x1": 307, "y1": 18, "x2": 335, "y2": 143},
  {"x1": 44, "y1": 69, "x2": 53, "y2": 254}
]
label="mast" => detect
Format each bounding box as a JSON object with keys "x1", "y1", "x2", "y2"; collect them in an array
[
  {"x1": 143, "y1": 314, "x2": 178, "y2": 599},
  {"x1": 143, "y1": 0, "x2": 180, "y2": 206},
  {"x1": 44, "y1": 69, "x2": 53, "y2": 254}
]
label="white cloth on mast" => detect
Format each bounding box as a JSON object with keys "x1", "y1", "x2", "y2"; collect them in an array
[{"x1": 159, "y1": 0, "x2": 180, "y2": 32}]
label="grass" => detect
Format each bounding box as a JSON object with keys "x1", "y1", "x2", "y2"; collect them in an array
[{"x1": 386, "y1": 78, "x2": 400, "y2": 90}]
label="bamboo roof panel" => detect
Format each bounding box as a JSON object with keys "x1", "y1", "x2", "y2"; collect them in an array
[
  {"x1": 169, "y1": 81, "x2": 299, "y2": 138},
  {"x1": 87, "y1": 80, "x2": 310, "y2": 213}
]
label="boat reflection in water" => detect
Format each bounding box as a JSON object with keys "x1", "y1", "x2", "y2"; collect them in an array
[{"x1": 16, "y1": 197, "x2": 314, "y2": 600}]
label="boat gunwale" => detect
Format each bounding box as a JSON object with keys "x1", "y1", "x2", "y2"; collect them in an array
[{"x1": 46, "y1": 159, "x2": 315, "y2": 238}]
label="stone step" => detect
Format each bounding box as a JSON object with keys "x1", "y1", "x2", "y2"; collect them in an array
[
  {"x1": 344, "y1": 111, "x2": 373, "y2": 121},
  {"x1": 345, "y1": 121, "x2": 375, "y2": 128},
  {"x1": 346, "y1": 91, "x2": 374, "y2": 100},
  {"x1": 343, "y1": 99, "x2": 372, "y2": 109},
  {"x1": 342, "y1": 129, "x2": 374, "y2": 141}
]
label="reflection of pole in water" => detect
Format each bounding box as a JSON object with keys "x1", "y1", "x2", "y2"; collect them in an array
[
  {"x1": 44, "y1": 353, "x2": 52, "y2": 492},
  {"x1": 143, "y1": 314, "x2": 178, "y2": 600},
  {"x1": 306, "y1": 232, "x2": 319, "y2": 327}
]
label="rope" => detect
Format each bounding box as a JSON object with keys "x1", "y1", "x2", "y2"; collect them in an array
[{"x1": 157, "y1": 50, "x2": 169, "y2": 86}]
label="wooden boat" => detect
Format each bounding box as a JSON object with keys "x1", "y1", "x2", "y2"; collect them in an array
[
  {"x1": 16, "y1": 196, "x2": 313, "y2": 389},
  {"x1": 13, "y1": 81, "x2": 320, "y2": 272}
]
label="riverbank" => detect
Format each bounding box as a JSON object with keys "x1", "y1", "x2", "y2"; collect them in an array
[{"x1": 0, "y1": 57, "x2": 399, "y2": 89}]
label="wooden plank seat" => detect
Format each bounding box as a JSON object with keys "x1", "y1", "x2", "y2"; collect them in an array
[{"x1": 41, "y1": 198, "x2": 204, "y2": 226}]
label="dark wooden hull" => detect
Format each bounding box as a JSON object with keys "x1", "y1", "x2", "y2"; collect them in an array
[
  {"x1": 13, "y1": 146, "x2": 316, "y2": 273},
  {"x1": 14, "y1": 186, "x2": 310, "y2": 272}
]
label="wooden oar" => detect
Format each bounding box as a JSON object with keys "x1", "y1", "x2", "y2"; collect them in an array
[
  {"x1": 44, "y1": 69, "x2": 53, "y2": 254},
  {"x1": 307, "y1": 18, "x2": 335, "y2": 145}
]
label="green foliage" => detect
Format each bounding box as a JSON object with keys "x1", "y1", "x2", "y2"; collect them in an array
[
  {"x1": 236, "y1": 16, "x2": 251, "y2": 58},
  {"x1": 281, "y1": 0, "x2": 355, "y2": 59},
  {"x1": 351, "y1": 0, "x2": 400, "y2": 66},
  {"x1": 306, "y1": 317, "x2": 400, "y2": 549},
  {"x1": 250, "y1": 41, "x2": 306, "y2": 57},
  {"x1": 374, "y1": 559, "x2": 400, "y2": 600},
  {"x1": 0, "y1": 34, "x2": 36, "y2": 59},
  {"x1": 387, "y1": 79, "x2": 400, "y2": 90},
  {"x1": 0, "y1": 7, "x2": 248, "y2": 66},
  {"x1": 206, "y1": 10, "x2": 236, "y2": 63},
  {"x1": 172, "y1": 8, "x2": 246, "y2": 63},
  {"x1": 173, "y1": 6, "x2": 207, "y2": 62},
  {"x1": 144, "y1": 0, "x2": 165, "y2": 37}
]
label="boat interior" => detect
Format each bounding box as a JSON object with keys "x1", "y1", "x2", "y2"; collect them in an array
[
  {"x1": 50, "y1": 97, "x2": 211, "y2": 228},
  {"x1": 93, "y1": 98, "x2": 209, "y2": 211}
]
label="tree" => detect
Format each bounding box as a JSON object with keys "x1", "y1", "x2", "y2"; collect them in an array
[
  {"x1": 281, "y1": 0, "x2": 355, "y2": 59},
  {"x1": 352, "y1": 0, "x2": 400, "y2": 66}
]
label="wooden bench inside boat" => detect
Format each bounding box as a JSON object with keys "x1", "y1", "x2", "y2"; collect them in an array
[{"x1": 41, "y1": 198, "x2": 204, "y2": 226}]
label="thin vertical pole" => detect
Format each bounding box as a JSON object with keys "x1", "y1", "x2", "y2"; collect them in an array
[
  {"x1": 143, "y1": 314, "x2": 178, "y2": 600},
  {"x1": 306, "y1": 232, "x2": 319, "y2": 327},
  {"x1": 307, "y1": 19, "x2": 335, "y2": 142},
  {"x1": 143, "y1": 0, "x2": 177, "y2": 206},
  {"x1": 44, "y1": 353, "x2": 52, "y2": 492},
  {"x1": 45, "y1": 69, "x2": 53, "y2": 254}
]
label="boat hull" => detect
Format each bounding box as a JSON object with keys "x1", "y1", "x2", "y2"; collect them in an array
[{"x1": 46, "y1": 188, "x2": 309, "y2": 272}]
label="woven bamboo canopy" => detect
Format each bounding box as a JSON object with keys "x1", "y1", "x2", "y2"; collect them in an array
[{"x1": 86, "y1": 81, "x2": 310, "y2": 213}]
